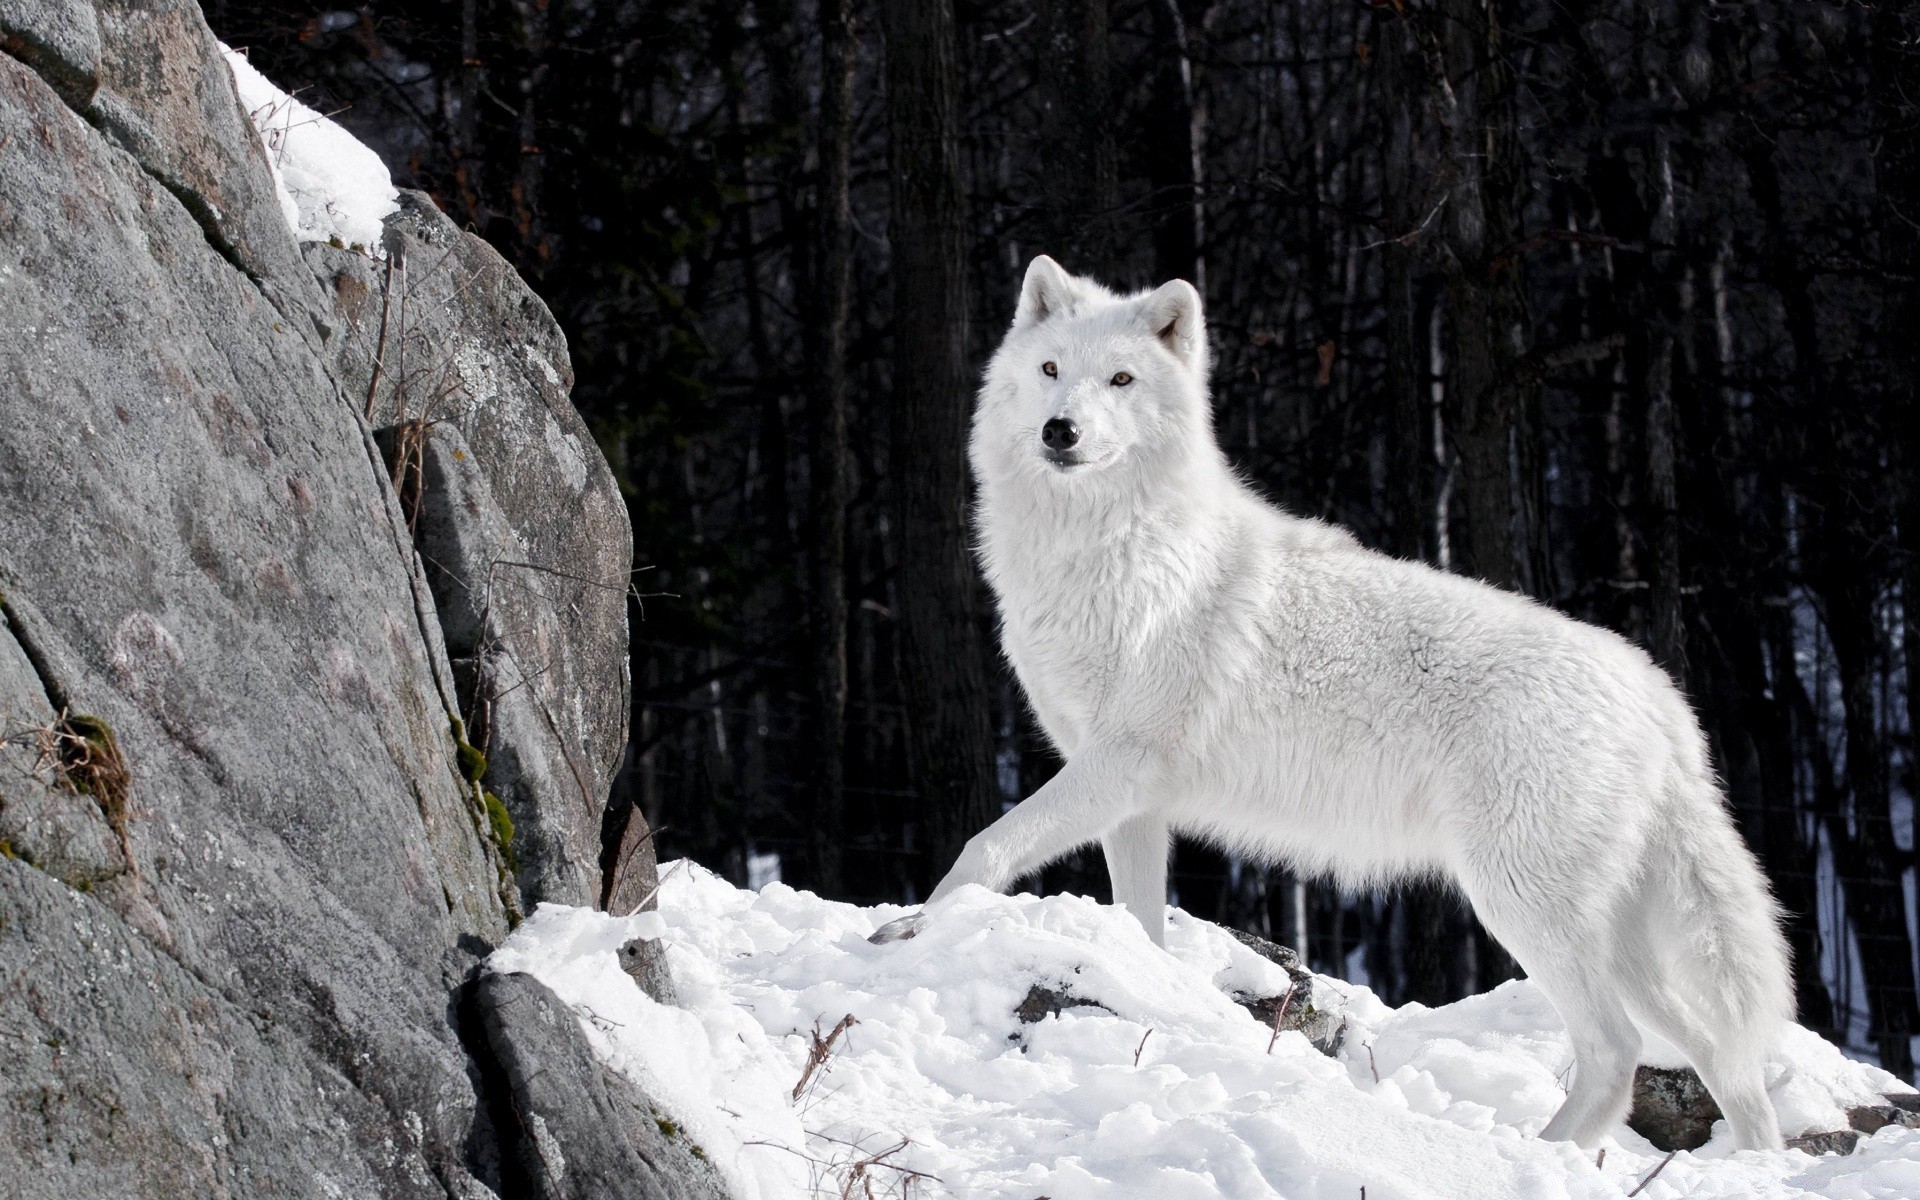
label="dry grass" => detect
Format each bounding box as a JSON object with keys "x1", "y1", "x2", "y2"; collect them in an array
[{"x1": 14, "y1": 708, "x2": 133, "y2": 867}]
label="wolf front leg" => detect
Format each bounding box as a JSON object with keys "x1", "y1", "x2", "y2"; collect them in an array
[
  {"x1": 928, "y1": 744, "x2": 1158, "y2": 903},
  {"x1": 1102, "y1": 814, "x2": 1170, "y2": 946}
]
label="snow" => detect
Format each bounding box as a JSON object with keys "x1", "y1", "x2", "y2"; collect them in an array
[
  {"x1": 487, "y1": 863, "x2": 1920, "y2": 1199},
  {"x1": 219, "y1": 46, "x2": 398, "y2": 250}
]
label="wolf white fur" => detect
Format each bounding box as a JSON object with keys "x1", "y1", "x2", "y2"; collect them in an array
[{"x1": 916, "y1": 255, "x2": 1793, "y2": 1151}]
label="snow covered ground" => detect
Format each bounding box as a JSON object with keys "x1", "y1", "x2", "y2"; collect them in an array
[
  {"x1": 220, "y1": 46, "x2": 398, "y2": 249},
  {"x1": 487, "y1": 862, "x2": 1920, "y2": 1200}
]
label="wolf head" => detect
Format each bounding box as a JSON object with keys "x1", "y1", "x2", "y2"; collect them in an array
[{"x1": 972, "y1": 256, "x2": 1212, "y2": 488}]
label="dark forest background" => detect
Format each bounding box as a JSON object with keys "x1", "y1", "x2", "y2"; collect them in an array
[{"x1": 205, "y1": 0, "x2": 1920, "y2": 1079}]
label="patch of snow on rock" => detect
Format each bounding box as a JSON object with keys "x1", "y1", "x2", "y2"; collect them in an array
[
  {"x1": 220, "y1": 46, "x2": 398, "y2": 250},
  {"x1": 489, "y1": 863, "x2": 1920, "y2": 1200}
]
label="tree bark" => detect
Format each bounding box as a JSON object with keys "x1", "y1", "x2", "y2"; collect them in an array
[
  {"x1": 1380, "y1": 8, "x2": 1427, "y2": 564},
  {"x1": 1147, "y1": 0, "x2": 1211, "y2": 289},
  {"x1": 1875, "y1": 0, "x2": 1920, "y2": 1036},
  {"x1": 1038, "y1": 0, "x2": 1118, "y2": 277},
  {"x1": 884, "y1": 0, "x2": 1000, "y2": 887},
  {"x1": 806, "y1": 0, "x2": 857, "y2": 898},
  {"x1": 510, "y1": 0, "x2": 548, "y2": 261},
  {"x1": 1438, "y1": 0, "x2": 1530, "y2": 591},
  {"x1": 1822, "y1": 577, "x2": 1917, "y2": 1081}
]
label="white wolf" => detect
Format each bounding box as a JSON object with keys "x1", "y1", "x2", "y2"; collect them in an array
[{"x1": 880, "y1": 255, "x2": 1794, "y2": 1151}]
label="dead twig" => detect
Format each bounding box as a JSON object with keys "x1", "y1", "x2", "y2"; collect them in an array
[
  {"x1": 1266, "y1": 982, "x2": 1298, "y2": 1054},
  {"x1": 792, "y1": 1013, "x2": 858, "y2": 1102},
  {"x1": 1133, "y1": 1028, "x2": 1153, "y2": 1066},
  {"x1": 363, "y1": 252, "x2": 399, "y2": 419},
  {"x1": 1627, "y1": 1150, "x2": 1678, "y2": 1197},
  {"x1": 744, "y1": 1133, "x2": 939, "y2": 1200},
  {"x1": 621, "y1": 856, "x2": 686, "y2": 919}
]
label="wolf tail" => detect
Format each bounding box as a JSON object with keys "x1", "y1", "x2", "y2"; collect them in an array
[
  {"x1": 1671, "y1": 800, "x2": 1795, "y2": 1039},
  {"x1": 1619, "y1": 776, "x2": 1792, "y2": 1150}
]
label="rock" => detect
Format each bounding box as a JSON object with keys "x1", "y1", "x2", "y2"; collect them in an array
[
  {"x1": 85, "y1": 0, "x2": 320, "y2": 310},
  {"x1": 0, "y1": 11, "x2": 662, "y2": 1193},
  {"x1": 0, "y1": 857, "x2": 443, "y2": 1199},
  {"x1": 869, "y1": 910, "x2": 927, "y2": 943},
  {"x1": 1016, "y1": 981, "x2": 1112, "y2": 1024},
  {"x1": 1786, "y1": 1129, "x2": 1861, "y2": 1156},
  {"x1": 619, "y1": 935, "x2": 679, "y2": 1006},
  {"x1": 0, "y1": 42, "x2": 509, "y2": 1194},
  {"x1": 0, "y1": 0, "x2": 100, "y2": 107},
  {"x1": 314, "y1": 191, "x2": 631, "y2": 909},
  {"x1": 1225, "y1": 928, "x2": 1348, "y2": 1055},
  {"x1": 470, "y1": 972, "x2": 732, "y2": 1200},
  {"x1": 603, "y1": 797, "x2": 663, "y2": 915},
  {"x1": 1628, "y1": 1065, "x2": 1723, "y2": 1152},
  {"x1": 1846, "y1": 1096, "x2": 1920, "y2": 1135}
]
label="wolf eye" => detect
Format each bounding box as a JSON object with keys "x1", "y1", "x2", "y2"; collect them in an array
[
  {"x1": 1111, "y1": 372, "x2": 1134, "y2": 387},
  {"x1": 1042, "y1": 361, "x2": 1058, "y2": 378}
]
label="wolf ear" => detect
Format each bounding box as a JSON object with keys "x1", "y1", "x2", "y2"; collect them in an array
[
  {"x1": 1013, "y1": 255, "x2": 1079, "y2": 332},
  {"x1": 1140, "y1": 279, "x2": 1205, "y2": 372}
]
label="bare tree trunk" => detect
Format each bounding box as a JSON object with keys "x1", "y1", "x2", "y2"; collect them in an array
[
  {"x1": 1438, "y1": 0, "x2": 1529, "y2": 591},
  {"x1": 1643, "y1": 307, "x2": 1683, "y2": 677},
  {"x1": 510, "y1": 0, "x2": 548, "y2": 260},
  {"x1": 1380, "y1": 9, "x2": 1426, "y2": 564},
  {"x1": 1378, "y1": 4, "x2": 1471, "y2": 1005},
  {"x1": 806, "y1": 0, "x2": 857, "y2": 898},
  {"x1": 1432, "y1": 0, "x2": 1531, "y2": 978},
  {"x1": 1148, "y1": 0, "x2": 1211, "y2": 289},
  {"x1": 1641, "y1": 69, "x2": 1685, "y2": 679},
  {"x1": 1823, "y1": 579, "x2": 1917, "y2": 1081},
  {"x1": 451, "y1": 0, "x2": 483, "y2": 223},
  {"x1": 1039, "y1": 0, "x2": 1118, "y2": 277},
  {"x1": 1876, "y1": 0, "x2": 1920, "y2": 1026},
  {"x1": 884, "y1": 0, "x2": 1000, "y2": 887}
]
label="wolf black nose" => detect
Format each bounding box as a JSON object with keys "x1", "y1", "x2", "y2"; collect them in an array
[{"x1": 1041, "y1": 418, "x2": 1080, "y2": 451}]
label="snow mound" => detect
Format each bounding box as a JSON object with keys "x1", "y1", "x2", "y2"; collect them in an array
[
  {"x1": 488, "y1": 863, "x2": 1920, "y2": 1199},
  {"x1": 220, "y1": 46, "x2": 398, "y2": 250}
]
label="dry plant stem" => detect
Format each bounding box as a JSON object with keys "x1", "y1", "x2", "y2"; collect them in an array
[
  {"x1": 743, "y1": 1133, "x2": 938, "y2": 1200},
  {"x1": 1134, "y1": 1028, "x2": 1153, "y2": 1067},
  {"x1": 364, "y1": 252, "x2": 398, "y2": 419},
  {"x1": 792, "y1": 1013, "x2": 859, "y2": 1102},
  {"x1": 621, "y1": 857, "x2": 685, "y2": 918},
  {"x1": 1266, "y1": 982, "x2": 1298, "y2": 1054},
  {"x1": 1367, "y1": 1042, "x2": 1380, "y2": 1083},
  {"x1": 1627, "y1": 1151, "x2": 1678, "y2": 1197},
  {"x1": 810, "y1": 1133, "x2": 940, "y2": 1199}
]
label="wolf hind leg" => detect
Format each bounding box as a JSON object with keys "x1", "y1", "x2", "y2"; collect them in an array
[
  {"x1": 1523, "y1": 956, "x2": 1643, "y2": 1148},
  {"x1": 1102, "y1": 814, "x2": 1169, "y2": 946},
  {"x1": 1474, "y1": 880, "x2": 1640, "y2": 1148}
]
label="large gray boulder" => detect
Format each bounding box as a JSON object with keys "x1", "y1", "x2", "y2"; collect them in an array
[
  {"x1": 471, "y1": 972, "x2": 732, "y2": 1200},
  {"x1": 0, "y1": 36, "x2": 506, "y2": 1195},
  {"x1": 312, "y1": 192, "x2": 633, "y2": 910},
  {"x1": 0, "y1": 3, "x2": 690, "y2": 1194}
]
